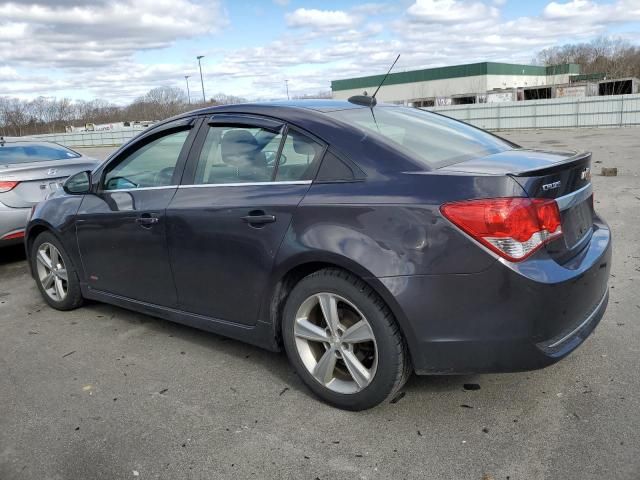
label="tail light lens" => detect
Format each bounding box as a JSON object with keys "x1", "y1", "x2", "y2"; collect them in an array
[
  {"x1": 0, "y1": 181, "x2": 19, "y2": 193},
  {"x1": 441, "y1": 197, "x2": 563, "y2": 262}
]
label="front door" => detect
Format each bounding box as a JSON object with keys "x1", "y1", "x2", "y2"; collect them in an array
[
  {"x1": 76, "y1": 121, "x2": 196, "y2": 306},
  {"x1": 166, "y1": 116, "x2": 325, "y2": 325}
]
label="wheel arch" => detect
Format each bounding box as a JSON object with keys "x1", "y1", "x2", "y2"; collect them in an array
[
  {"x1": 25, "y1": 221, "x2": 56, "y2": 278},
  {"x1": 263, "y1": 254, "x2": 418, "y2": 362},
  {"x1": 25, "y1": 221, "x2": 80, "y2": 279}
]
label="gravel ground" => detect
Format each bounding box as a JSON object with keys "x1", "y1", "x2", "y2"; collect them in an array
[{"x1": 1, "y1": 128, "x2": 639, "y2": 480}]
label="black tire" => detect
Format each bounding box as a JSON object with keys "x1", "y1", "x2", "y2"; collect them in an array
[
  {"x1": 30, "y1": 231, "x2": 84, "y2": 311},
  {"x1": 282, "y1": 268, "x2": 411, "y2": 411}
]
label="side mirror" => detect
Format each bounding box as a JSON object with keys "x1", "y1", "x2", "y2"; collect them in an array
[{"x1": 63, "y1": 170, "x2": 92, "y2": 195}]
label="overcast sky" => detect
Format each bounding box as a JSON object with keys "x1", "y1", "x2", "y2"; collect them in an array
[{"x1": 1, "y1": 0, "x2": 639, "y2": 103}]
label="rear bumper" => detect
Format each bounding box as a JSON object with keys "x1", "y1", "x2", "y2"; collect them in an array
[
  {"x1": 0, "y1": 201, "x2": 30, "y2": 245},
  {"x1": 380, "y1": 217, "x2": 612, "y2": 374}
]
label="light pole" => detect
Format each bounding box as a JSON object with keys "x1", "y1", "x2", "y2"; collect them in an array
[
  {"x1": 197, "y1": 55, "x2": 206, "y2": 103},
  {"x1": 184, "y1": 75, "x2": 191, "y2": 104},
  {"x1": 285, "y1": 79, "x2": 290, "y2": 100}
]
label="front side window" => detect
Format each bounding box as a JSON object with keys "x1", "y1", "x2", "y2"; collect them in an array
[
  {"x1": 103, "y1": 129, "x2": 189, "y2": 190},
  {"x1": 326, "y1": 107, "x2": 514, "y2": 169}
]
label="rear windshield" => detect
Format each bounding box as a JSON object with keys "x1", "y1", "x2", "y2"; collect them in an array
[
  {"x1": 326, "y1": 107, "x2": 514, "y2": 169},
  {"x1": 0, "y1": 143, "x2": 81, "y2": 165}
]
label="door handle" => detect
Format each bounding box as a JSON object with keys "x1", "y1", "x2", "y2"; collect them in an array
[
  {"x1": 135, "y1": 214, "x2": 159, "y2": 227},
  {"x1": 241, "y1": 211, "x2": 276, "y2": 226}
]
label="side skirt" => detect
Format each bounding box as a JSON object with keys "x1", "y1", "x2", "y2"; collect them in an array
[{"x1": 81, "y1": 285, "x2": 280, "y2": 352}]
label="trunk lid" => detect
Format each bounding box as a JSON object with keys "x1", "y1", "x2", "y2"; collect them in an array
[
  {"x1": 439, "y1": 148, "x2": 594, "y2": 261},
  {"x1": 0, "y1": 157, "x2": 99, "y2": 207}
]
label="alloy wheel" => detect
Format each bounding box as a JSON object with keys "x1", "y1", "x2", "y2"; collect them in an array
[
  {"x1": 36, "y1": 242, "x2": 68, "y2": 302},
  {"x1": 293, "y1": 292, "x2": 378, "y2": 394}
]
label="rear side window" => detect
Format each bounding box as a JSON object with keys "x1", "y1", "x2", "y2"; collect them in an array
[
  {"x1": 0, "y1": 143, "x2": 80, "y2": 165},
  {"x1": 316, "y1": 151, "x2": 359, "y2": 182},
  {"x1": 274, "y1": 129, "x2": 323, "y2": 181},
  {"x1": 194, "y1": 126, "x2": 282, "y2": 185},
  {"x1": 326, "y1": 107, "x2": 514, "y2": 169},
  {"x1": 193, "y1": 125, "x2": 323, "y2": 184}
]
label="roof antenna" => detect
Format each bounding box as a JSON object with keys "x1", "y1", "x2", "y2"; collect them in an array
[{"x1": 348, "y1": 54, "x2": 400, "y2": 107}]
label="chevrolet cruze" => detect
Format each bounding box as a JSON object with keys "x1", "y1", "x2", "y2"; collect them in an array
[{"x1": 25, "y1": 100, "x2": 611, "y2": 410}]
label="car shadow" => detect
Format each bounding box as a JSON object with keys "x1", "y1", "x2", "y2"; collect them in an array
[
  {"x1": 0, "y1": 244, "x2": 27, "y2": 266},
  {"x1": 85, "y1": 301, "x2": 305, "y2": 391},
  {"x1": 84, "y1": 301, "x2": 499, "y2": 403}
]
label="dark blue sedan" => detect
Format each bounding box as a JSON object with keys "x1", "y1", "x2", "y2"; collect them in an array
[{"x1": 25, "y1": 100, "x2": 611, "y2": 410}]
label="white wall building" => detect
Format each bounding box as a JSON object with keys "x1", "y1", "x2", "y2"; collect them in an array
[{"x1": 331, "y1": 62, "x2": 581, "y2": 106}]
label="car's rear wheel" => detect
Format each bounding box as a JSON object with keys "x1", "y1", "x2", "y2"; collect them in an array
[
  {"x1": 31, "y1": 231, "x2": 83, "y2": 311},
  {"x1": 282, "y1": 268, "x2": 410, "y2": 410}
]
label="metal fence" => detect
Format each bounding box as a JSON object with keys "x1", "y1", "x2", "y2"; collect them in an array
[
  {"x1": 20, "y1": 94, "x2": 640, "y2": 149},
  {"x1": 28, "y1": 129, "x2": 142, "y2": 148},
  {"x1": 426, "y1": 93, "x2": 640, "y2": 130}
]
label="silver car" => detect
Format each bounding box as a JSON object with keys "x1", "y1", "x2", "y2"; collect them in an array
[{"x1": 0, "y1": 138, "x2": 99, "y2": 245}]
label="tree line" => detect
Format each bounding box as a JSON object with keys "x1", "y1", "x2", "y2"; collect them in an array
[
  {"x1": 0, "y1": 87, "x2": 248, "y2": 137},
  {"x1": 535, "y1": 37, "x2": 640, "y2": 80}
]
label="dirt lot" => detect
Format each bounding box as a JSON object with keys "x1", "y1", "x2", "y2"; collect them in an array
[{"x1": 1, "y1": 128, "x2": 639, "y2": 480}]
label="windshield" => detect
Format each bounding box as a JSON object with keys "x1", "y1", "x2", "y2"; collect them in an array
[
  {"x1": 326, "y1": 106, "x2": 514, "y2": 169},
  {"x1": 0, "y1": 143, "x2": 81, "y2": 165}
]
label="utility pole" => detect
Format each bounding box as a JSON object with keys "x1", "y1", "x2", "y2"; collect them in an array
[
  {"x1": 184, "y1": 75, "x2": 191, "y2": 104},
  {"x1": 285, "y1": 79, "x2": 290, "y2": 100},
  {"x1": 197, "y1": 56, "x2": 206, "y2": 103}
]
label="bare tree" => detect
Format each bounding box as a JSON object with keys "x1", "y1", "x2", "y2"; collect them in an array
[
  {"x1": 535, "y1": 37, "x2": 640, "y2": 80},
  {"x1": 210, "y1": 93, "x2": 247, "y2": 105},
  {"x1": 292, "y1": 91, "x2": 332, "y2": 100}
]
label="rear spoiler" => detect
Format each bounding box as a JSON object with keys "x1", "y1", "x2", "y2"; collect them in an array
[{"x1": 511, "y1": 151, "x2": 591, "y2": 177}]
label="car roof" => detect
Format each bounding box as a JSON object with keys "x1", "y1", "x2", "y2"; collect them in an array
[
  {"x1": 159, "y1": 100, "x2": 423, "y2": 174},
  {"x1": 196, "y1": 99, "x2": 365, "y2": 114},
  {"x1": 0, "y1": 138, "x2": 69, "y2": 149}
]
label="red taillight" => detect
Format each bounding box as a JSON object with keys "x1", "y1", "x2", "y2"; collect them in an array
[
  {"x1": 441, "y1": 197, "x2": 563, "y2": 262},
  {"x1": 0, "y1": 181, "x2": 19, "y2": 193}
]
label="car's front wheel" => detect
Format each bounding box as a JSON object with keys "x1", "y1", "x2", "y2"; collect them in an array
[
  {"x1": 31, "y1": 231, "x2": 83, "y2": 311},
  {"x1": 282, "y1": 268, "x2": 410, "y2": 410}
]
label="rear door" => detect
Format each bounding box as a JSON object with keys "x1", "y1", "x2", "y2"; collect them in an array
[
  {"x1": 75, "y1": 118, "x2": 198, "y2": 306},
  {"x1": 166, "y1": 115, "x2": 325, "y2": 325}
]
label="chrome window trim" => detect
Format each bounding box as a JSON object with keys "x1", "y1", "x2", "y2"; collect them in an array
[
  {"x1": 555, "y1": 183, "x2": 592, "y2": 211},
  {"x1": 102, "y1": 185, "x2": 178, "y2": 193},
  {"x1": 178, "y1": 180, "x2": 312, "y2": 189}
]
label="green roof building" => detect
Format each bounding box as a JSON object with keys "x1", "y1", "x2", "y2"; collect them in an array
[{"x1": 331, "y1": 62, "x2": 581, "y2": 106}]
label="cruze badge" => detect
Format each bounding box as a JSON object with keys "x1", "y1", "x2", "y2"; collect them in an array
[
  {"x1": 580, "y1": 167, "x2": 591, "y2": 181},
  {"x1": 542, "y1": 180, "x2": 561, "y2": 191}
]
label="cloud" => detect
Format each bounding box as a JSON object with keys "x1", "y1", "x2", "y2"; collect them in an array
[
  {"x1": 543, "y1": 0, "x2": 640, "y2": 22},
  {"x1": 0, "y1": 0, "x2": 639, "y2": 103},
  {"x1": 350, "y1": 3, "x2": 395, "y2": 15},
  {"x1": 286, "y1": 8, "x2": 358, "y2": 30},
  {"x1": 0, "y1": 0, "x2": 228, "y2": 68},
  {"x1": 0, "y1": 66, "x2": 19, "y2": 81},
  {"x1": 406, "y1": 0, "x2": 499, "y2": 24}
]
